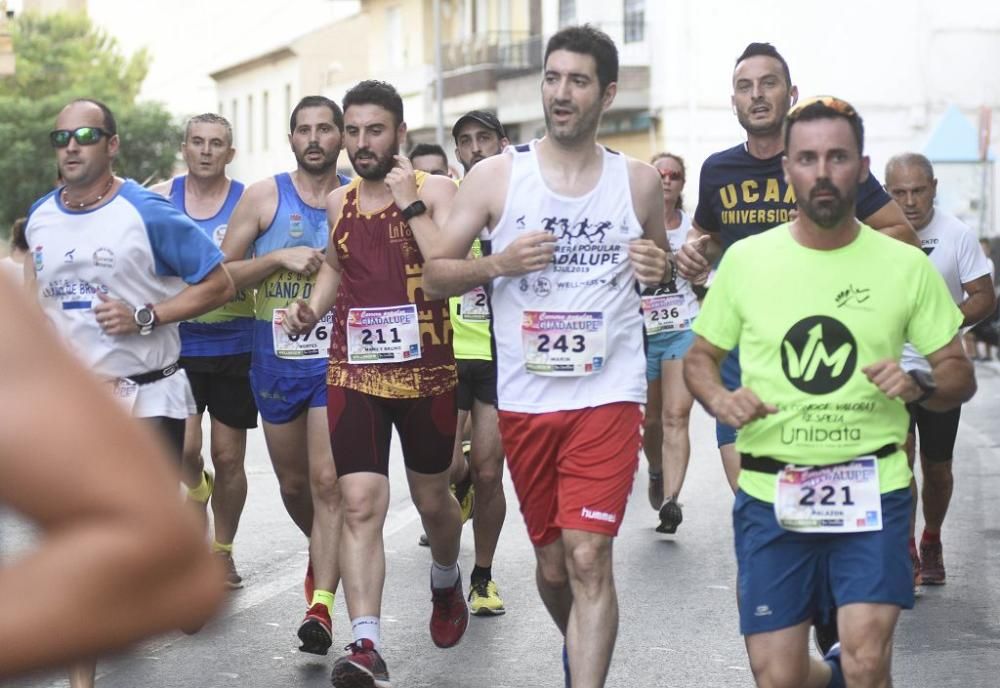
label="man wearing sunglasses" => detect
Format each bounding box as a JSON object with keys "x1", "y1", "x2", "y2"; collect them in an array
[
  {"x1": 150, "y1": 113, "x2": 255, "y2": 592},
  {"x1": 24, "y1": 97, "x2": 235, "y2": 687},
  {"x1": 685, "y1": 96, "x2": 974, "y2": 688}
]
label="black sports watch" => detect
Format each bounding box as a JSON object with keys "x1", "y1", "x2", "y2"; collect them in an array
[
  {"x1": 907, "y1": 369, "x2": 937, "y2": 404},
  {"x1": 401, "y1": 200, "x2": 427, "y2": 221},
  {"x1": 134, "y1": 303, "x2": 157, "y2": 336}
]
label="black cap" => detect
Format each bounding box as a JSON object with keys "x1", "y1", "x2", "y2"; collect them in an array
[{"x1": 451, "y1": 110, "x2": 506, "y2": 141}]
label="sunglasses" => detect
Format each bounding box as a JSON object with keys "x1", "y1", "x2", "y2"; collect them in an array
[
  {"x1": 49, "y1": 127, "x2": 111, "y2": 148},
  {"x1": 658, "y1": 170, "x2": 684, "y2": 181},
  {"x1": 786, "y1": 95, "x2": 858, "y2": 122}
]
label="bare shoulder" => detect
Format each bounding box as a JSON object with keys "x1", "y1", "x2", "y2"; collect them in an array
[
  {"x1": 420, "y1": 173, "x2": 460, "y2": 199},
  {"x1": 326, "y1": 184, "x2": 350, "y2": 224},
  {"x1": 459, "y1": 154, "x2": 511, "y2": 199},
  {"x1": 626, "y1": 156, "x2": 661, "y2": 192},
  {"x1": 148, "y1": 177, "x2": 176, "y2": 198}
]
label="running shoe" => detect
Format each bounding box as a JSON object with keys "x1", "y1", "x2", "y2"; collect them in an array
[
  {"x1": 823, "y1": 642, "x2": 846, "y2": 688},
  {"x1": 647, "y1": 470, "x2": 664, "y2": 511},
  {"x1": 468, "y1": 579, "x2": 506, "y2": 616},
  {"x1": 813, "y1": 617, "x2": 839, "y2": 655},
  {"x1": 304, "y1": 558, "x2": 315, "y2": 603},
  {"x1": 417, "y1": 533, "x2": 430, "y2": 547},
  {"x1": 298, "y1": 603, "x2": 333, "y2": 655},
  {"x1": 655, "y1": 498, "x2": 683, "y2": 534},
  {"x1": 452, "y1": 444, "x2": 476, "y2": 524},
  {"x1": 330, "y1": 640, "x2": 391, "y2": 688},
  {"x1": 217, "y1": 551, "x2": 243, "y2": 590},
  {"x1": 562, "y1": 643, "x2": 571, "y2": 688},
  {"x1": 430, "y1": 577, "x2": 469, "y2": 648},
  {"x1": 919, "y1": 540, "x2": 946, "y2": 585}
]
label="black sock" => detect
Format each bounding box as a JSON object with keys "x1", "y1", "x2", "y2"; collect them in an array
[{"x1": 471, "y1": 565, "x2": 492, "y2": 584}]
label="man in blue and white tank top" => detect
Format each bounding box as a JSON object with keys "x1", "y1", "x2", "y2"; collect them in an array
[
  {"x1": 151, "y1": 113, "x2": 254, "y2": 590},
  {"x1": 220, "y1": 96, "x2": 349, "y2": 656},
  {"x1": 424, "y1": 27, "x2": 674, "y2": 688}
]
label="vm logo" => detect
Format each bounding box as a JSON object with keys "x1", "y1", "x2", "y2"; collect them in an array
[{"x1": 780, "y1": 316, "x2": 857, "y2": 394}]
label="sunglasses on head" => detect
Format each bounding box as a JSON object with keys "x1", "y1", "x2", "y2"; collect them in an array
[
  {"x1": 658, "y1": 169, "x2": 684, "y2": 181},
  {"x1": 49, "y1": 127, "x2": 111, "y2": 148},
  {"x1": 786, "y1": 95, "x2": 858, "y2": 122}
]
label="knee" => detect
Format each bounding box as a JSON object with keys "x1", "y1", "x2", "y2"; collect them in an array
[
  {"x1": 841, "y1": 643, "x2": 889, "y2": 685},
  {"x1": 211, "y1": 447, "x2": 246, "y2": 475},
  {"x1": 471, "y1": 458, "x2": 503, "y2": 494},
  {"x1": 536, "y1": 556, "x2": 569, "y2": 590},
  {"x1": 410, "y1": 480, "x2": 451, "y2": 517},
  {"x1": 341, "y1": 487, "x2": 380, "y2": 526},
  {"x1": 923, "y1": 461, "x2": 953, "y2": 484},
  {"x1": 661, "y1": 409, "x2": 689, "y2": 433},
  {"x1": 643, "y1": 412, "x2": 661, "y2": 435},
  {"x1": 310, "y1": 464, "x2": 342, "y2": 505},
  {"x1": 277, "y1": 472, "x2": 309, "y2": 500},
  {"x1": 565, "y1": 539, "x2": 612, "y2": 586},
  {"x1": 748, "y1": 660, "x2": 807, "y2": 688}
]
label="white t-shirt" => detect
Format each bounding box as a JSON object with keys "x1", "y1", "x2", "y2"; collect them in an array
[
  {"x1": 26, "y1": 180, "x2": 224, "y2": 418},
  {"x1": 486, "y1": 141, "x2": 647, "y2": 413},
  {"x1": 664, "y1": 210, "x2": 700, "y2": 319},
  {"x1": 901, "y1": 209, "x2": 993, "y2": 372}
]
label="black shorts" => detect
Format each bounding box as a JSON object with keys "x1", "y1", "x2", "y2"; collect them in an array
[
  {"x1": 327, "y1": 386, "x2": 456, "y2": 477},
  {"x1": 907, "y1": 403, "x2": 962, "y2": 463},
  {"x1": 141, "y1": 416, "x2": 185, "y2": 464},
  {"x1": 179, "y1": 353, "x2": 259, "y2": 430},
  {"x1": 456, "y1": 358, "x2": 497, "y2": 411}
]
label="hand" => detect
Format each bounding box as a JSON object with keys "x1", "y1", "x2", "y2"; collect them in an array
[
  {"x1": 279, "y1": 247, "x2": 325, "y2": 275},
  {"x1": 282, "y1": 299, "x2": 318, "y2": 336},
  {"x1": 862, "y1": 359, "x2": 922, "y2": 403},
  {"x1": 385, "y1": 155, "x2": 419, "y2": 211},
  {"x1": 94, "y1": 292, "x2": 139, "y2": 335},
  {"x1": 710, "y1": 387, "x2": 779, "y2": 429},
  {"x1": 676, "y1": 235, "x2": 712, "y2": 283},
  {"x1": 496, "y1": 230, "x2": 557, "y2": 276},
  {"x1": 629, "y1": 239, "x2": 668, "y2": 286}
]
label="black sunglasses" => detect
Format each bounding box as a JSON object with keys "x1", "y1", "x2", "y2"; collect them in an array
[{"x1": 49, "y1": 127, "x2": 111, "y2": 148}]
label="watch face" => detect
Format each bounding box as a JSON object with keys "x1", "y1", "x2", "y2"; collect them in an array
[{"x1": 136, "y1": 308, "x2": 154, "y2": 326}]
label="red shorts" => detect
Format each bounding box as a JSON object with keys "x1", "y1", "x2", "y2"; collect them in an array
[{"x1": 497, "y1": 402, "x2": 641, "y2": 547}]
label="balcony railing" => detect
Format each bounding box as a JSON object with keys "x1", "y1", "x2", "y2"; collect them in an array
[{"x1": 441, "y1": 31, "x2": 542, "y2": 75}]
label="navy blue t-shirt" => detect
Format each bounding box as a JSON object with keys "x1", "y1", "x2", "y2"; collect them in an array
[{"x1": 694, "y1": 143, "x2": 892, "y2": 250}]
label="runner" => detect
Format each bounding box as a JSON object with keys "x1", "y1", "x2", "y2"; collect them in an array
[
  {"x1": 684, "y1": 95, "x2": 975, "y2": 688},
  {"x1": 24, "y1": 97, "x2": 235, "y2": 688},
  {"x1": 674, "y1": 41, "x2": 918, "y2": 654},
  {"x1": 1, "y1": 217, "x2": 27, "y2": 282},
  {"x1": 220, "y1": 96, "x2": 348, "y2": 655},
  {"x1": 422, "y1": 26, "x2": 673, "y2": 688},
  {"x1": 675, "y1": 42, "x2": 916, "y2": 495},
  {"x1": 150, "y1": 113, "x2": 255, "y2": 590},
  {"x1": 644, "y1": 152, "x2": 697, "y2": 535},
  {"x1": 283, "y1": 80, "x2": 466, "y2": 688},
  {"x1": 447, "y1": 109, "x2": 511, "y2": 615},
  {"x1": 966, "y1": 238, "x2": 998, "y2": 360},
  {"x1": 409, "y1": 142, "x2": 452, "y2": 177},
  {"x1": 0, "y1": 276, "x2": 225, "y2": 680},
  {"x1": 885, "y1": 153, "x2": 996, "y2": 587}
]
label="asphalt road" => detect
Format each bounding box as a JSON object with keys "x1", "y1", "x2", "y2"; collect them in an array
[{"x1": 3, "y1": 363, "x2": 1000, "y2": 688}]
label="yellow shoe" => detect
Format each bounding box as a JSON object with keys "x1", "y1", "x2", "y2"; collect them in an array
[
  {"x1": 187, "y1": 469, "x2": 214, "y2": 505},
  {"x1": 468, "y1": 579, "x2": 505, "y2": 616},
  {"x1": 452, "y1": 479, "x2": 475, "y2": 524}
]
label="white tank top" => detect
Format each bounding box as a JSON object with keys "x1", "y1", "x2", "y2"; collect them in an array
[{"x1": 486, "y1": 140, "x2": 647, "y2": 413}]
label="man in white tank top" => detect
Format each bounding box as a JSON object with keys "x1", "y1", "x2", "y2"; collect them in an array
[{"x1": 423, "y1": 26, "x2": 674, "y2": 688}]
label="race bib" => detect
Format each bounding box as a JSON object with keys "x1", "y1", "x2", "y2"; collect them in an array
[
  {"x1": 521, "y1": 310, "x2": 605, "y2": 376},
  {"x1": 347, "y1": 304, "x2": 422, "y2": 364},
  {"x1": 109, "y1": 378, "x2": 138, "y2": 414},
  {"x1": 641, "y1": 293, "x2": 690, "y2": 335},
  {"x1": 774, "y1": 457, "x2": 882, "y2": 533},
  {"x1": 459, "y1": 287, "x2": 490, "y2": 322},
  {"x1": 272, "y1": 308, "x2": 332, "y2": 359}
]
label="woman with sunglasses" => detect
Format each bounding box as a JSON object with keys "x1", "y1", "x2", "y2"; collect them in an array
[{"x1": 642, "y1": 153, "x2": 699, "y2": 534}]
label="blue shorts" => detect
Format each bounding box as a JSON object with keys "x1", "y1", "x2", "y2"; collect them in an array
[
  {"x1": 249, "y1": 367, "x2": 327, "y2": 424},
  {"x1": 716, "y1": 349, "x2": 740, "y2": 446},
  {"x1": 733, "y1": 488, "x2": 915, "y2": 636},
  {"x1": 645, "y1": 329, "x2": 695, "y2": 381}
]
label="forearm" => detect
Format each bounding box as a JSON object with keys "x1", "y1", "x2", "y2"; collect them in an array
[
  {"x1": 924, "y1": 357, "x2": 976, "y2": 412},
  {"x1": 153, "y1": 266, "x2": 234, "y2": 325},
  {"x1": 225, "y1": 253, "x2": 283, "y2": 290},
  {"x1": 683, "y1": 349, "x2": 728, "y2": 414},
  {"x1": 876, "y1": 222, "x2": 920, "y2": 248},
  {"x1": 307, "y1": 261, "x2": 341, "y2": 317},
  {"x1": 423, "y1": 255, "x2": 501, "y2": 300},
  {"x1": 959, "y1": 290, "x2": 997, "y2": 327}
]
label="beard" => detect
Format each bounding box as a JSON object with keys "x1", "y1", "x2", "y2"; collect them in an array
[
  {"x1": 544, "y1": 99, "x2": 603, "y2": 146},
  {"x1": 349, "y1": 142, "x2": 398, "y2": 181},
  {"x1": 295, "y1": 143, "x2": 338, "y2": 175},
  {"x1": 799, "y1": 178, "x2": 857, "y2": 229}
]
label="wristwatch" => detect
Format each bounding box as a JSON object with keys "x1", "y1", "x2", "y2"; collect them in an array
[
  {"x1": 907, "y1": 369, "x2": 937, "y2": 404},
  {"x1": 401, "y1": 200, "x2": 427, "y2": 221},
  {"x1": 134, "y1": 303, "x2": 157, "y2": 336}
]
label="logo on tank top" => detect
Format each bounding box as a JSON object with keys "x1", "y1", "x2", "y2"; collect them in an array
[
  {"x1": 289, "y1": 213, "x2": 303, "y2": 238},
  {"x1": 780, "y1": 316, "x2": 857, "y2": 394},
  {"x1": 92, "y1": 247, "x2": 115, "y2": 269},
  {"x1": 33, "y1": 246, "x2": 44, "y2": 272},
  {"x1": 212, "y1": 224, "x2": 228, "y2": 248}
]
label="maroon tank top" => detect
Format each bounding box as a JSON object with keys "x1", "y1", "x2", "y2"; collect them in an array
[{"x1": 327, "y1": 172, "x2": 456, "y2": 398}]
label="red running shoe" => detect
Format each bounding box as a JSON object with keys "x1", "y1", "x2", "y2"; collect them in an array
[
  {"x1": 304, "y1": 558, "x2": 315, "y2": 603},
  {"x1": 429, "y1": 578, "x2": 469, "y2": 648},
  {"x1": 298, "y1": 603, "x2": 332, "y2": 655},
  {"x1": 330, "y1": 639, "x2": 391, "y2": 688},
  {"x1": 920, "y1": 540, "x2": 946, "y2": 585}
]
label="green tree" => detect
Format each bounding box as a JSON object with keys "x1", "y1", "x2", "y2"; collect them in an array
[{"x1": 0, "y1": 12, "x2": 181, "y2": 232}]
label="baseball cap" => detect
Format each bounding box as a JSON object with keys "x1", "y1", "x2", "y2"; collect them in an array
[{"x1": 451, "y1": 110, "x2": 506, "y2": 141}]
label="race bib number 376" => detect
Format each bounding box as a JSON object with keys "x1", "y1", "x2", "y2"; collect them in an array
[
  {"x1": 774, "y1": 457, "x2": 882, "y2": 533},
  {"x1": 521, "y1": 310, "x2": 605, "y2": 376},
  {"x1": 272, "y1": 308, "x2": 332, "y2": 359}
]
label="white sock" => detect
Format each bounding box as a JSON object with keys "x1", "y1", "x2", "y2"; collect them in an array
[
  {"x1": 430, "y1": 560, "x2": 460, "y2": 589},
  {"x1": 351, "y1": 616, "x2": 381, "y2": 652}
]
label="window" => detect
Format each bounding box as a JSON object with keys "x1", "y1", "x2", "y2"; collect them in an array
[
  {"x1": 262, "y1": 91, "x2": 269, "y2": 151},
  {"x1": 231, "y1": 98, "x2": 238, "y2": 139},
  {"x1": 386, "y1": 6, "x2": 403, "y2": 69},
  {"x1": 247, "y1": 94, "x2": 254, "y2": 152},
  {"x1": 285, "y1": 84, "x2": 292, "y2": 132},
  {"x1": 558, "y1": 0, "x2": 576, "y2": 27},
  {"x1": 624, "y1": 0, "x2": 645, "y2": 43}
]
